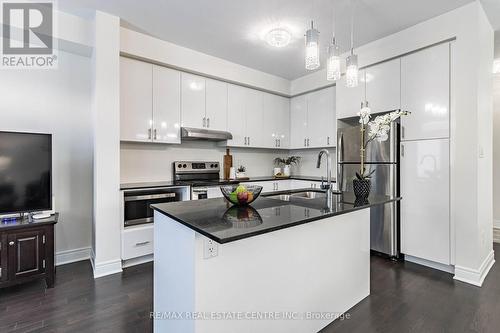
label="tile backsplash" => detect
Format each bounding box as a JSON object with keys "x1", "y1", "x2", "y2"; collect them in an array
[{"x1": 120, "y1": 141, "x2": 336, "y2": 183}]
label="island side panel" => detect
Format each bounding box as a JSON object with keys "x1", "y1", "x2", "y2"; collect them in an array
[
  {"x1": 154, "y1": 211, "x2": 196, "y2": 333},
  {"x1": 193, "y1": 209, "x2": 370, "y2": 333}
]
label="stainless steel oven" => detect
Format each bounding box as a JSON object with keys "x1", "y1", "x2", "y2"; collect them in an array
[{"x1": 124, "y1": 188, "x2": 182, "y2": 227}]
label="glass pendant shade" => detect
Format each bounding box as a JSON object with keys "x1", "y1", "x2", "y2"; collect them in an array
[
  {"x1": 305, "y1": 21, "x2": 320, "y2": 71},
  {"x1": 346, "y1": 50, "x2": 359, "y2": 88},
  {"x1": 326, "y1": 39, "x2": 341, "y2": 81}
]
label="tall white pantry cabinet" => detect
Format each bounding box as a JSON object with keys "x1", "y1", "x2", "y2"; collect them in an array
[{"x1": 400, "y1": 42, "x2": 451, "y2": 266}]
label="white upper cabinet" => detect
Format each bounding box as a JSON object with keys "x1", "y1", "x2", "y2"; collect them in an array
[
  {"x1": 120, "y1": 57, "x2": 181, "y2": 144},
  {"x1": 120, "y1": 57, "x2": 153, "y2": 142},
  {"x1": 307, "y1": 87, "x2": 336, "y2": 148},
  {"x1": 227, "y1": 84, "x2": 247, "y2": 147},
  {"x1": 227, "y1": 85, "x2": 265, "y2": 148},
  {"x1": 365, "y1": 59, "x2": 401, "y2": 114},
  {"x1": 290, "y1": 95, "x2": 308, "y2": 149},
  {"x1": 400, "y1": 138, "x2": 450, "y2": 265},
  {"x1": 336, "y1": 70, "x2": 365, "y2": 119},
  {"x1": 401, "y1": 43, "x2": 450, "y2": 141},
  {"x1": 152, "y1": 66, "x2": 181, "y2": 144},
  {"x1": 205, "y1": 78, "x2": 228, "y2": 131},
  {"x1": 290, "y1": 87, "x2": 336, "y2": 149},
  {"x1": 244, "y1": 88, "x2": 265, "y2": 148},
  {"x1": 181, "y1": 73, "x2": 206, "y2": 129},
  {"x1": 263, "y1": 93, "x2": 290, "y2": 149}
]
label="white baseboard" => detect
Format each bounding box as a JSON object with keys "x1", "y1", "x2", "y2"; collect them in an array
[
  {"x1": 405, "y1": 255, "x2": 455, "y2": 274},
  {"x1": 122, "y1": 254, "x2": 153, "y2": 268},
  {"x1": 494, "y1": 219, "x2": 500, "y2": 229},
  {"x1": 90, "y1": 248, "x2": 123, "y2": 278},
  {"x1": 454, "y1": 250, "x2": 495, "y2": 287},
  {"x1": 56, "y1": 247, "x2": 91, "y2": 266}
]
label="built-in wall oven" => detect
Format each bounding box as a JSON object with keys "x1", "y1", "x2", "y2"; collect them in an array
[{"x1": 123, "y1": 187, "x2": 188, "y2": 227}]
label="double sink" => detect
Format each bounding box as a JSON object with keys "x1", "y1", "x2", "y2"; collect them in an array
[{"x1": 264, "y1": 189, "x2": 340, "y2": 202}]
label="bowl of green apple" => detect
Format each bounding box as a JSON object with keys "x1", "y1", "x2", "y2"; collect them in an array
[{"x1": 220, "y1": 184, "x2": 263, "y2": 206}]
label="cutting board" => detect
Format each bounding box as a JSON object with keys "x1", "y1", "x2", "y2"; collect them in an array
[{"x1": 223, "y1": 148, "x2": 233, "y2": 180}]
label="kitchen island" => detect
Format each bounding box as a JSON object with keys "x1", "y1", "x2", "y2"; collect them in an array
[{"x1": 151, "y1": 191, "x2": 400, "y2": 333}]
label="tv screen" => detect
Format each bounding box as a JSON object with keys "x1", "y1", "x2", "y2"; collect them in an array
[{"x1": 0, "y1": 131, "x2": 52, "y2": 214}]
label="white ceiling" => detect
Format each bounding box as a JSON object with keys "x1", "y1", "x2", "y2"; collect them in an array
[{"x1": 60, "y1": 0, "x2": 500, "y2": 80}]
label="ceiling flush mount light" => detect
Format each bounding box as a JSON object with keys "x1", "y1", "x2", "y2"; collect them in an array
[
  {"x1": 305, "y1": 21, "x2": 320, "y2": 70},
  {"x1": 345, "y1": 0, "x2": 359, "y2": 88},
  {"x1": 265, "y1": 28, "x2": 291, "y2": 48}
]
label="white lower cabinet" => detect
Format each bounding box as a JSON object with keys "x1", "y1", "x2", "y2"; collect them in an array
[
  {"x1": 122, "y1": 224, "x2": 154, "y2": 260},
  {"x1": 400, "y1": 139, "x2": 450, "y2": 265}
]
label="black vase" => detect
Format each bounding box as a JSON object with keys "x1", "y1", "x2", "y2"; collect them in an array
[{"x1": 353, "y1": 179, "x2": 371, "y2": 199}]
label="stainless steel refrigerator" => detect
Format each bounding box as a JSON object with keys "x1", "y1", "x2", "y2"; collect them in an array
[{"x1": 337, "y1": 121, "x2": 399, "y2": 258}]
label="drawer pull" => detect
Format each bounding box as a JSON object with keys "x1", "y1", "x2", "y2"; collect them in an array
[{"x1": 135, "y1": 241, "x2": 150, "y2": 247}]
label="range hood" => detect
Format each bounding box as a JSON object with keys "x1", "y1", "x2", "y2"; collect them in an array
[{"x1": 181, "y1": 127, "x2": 233, "y2": 141}]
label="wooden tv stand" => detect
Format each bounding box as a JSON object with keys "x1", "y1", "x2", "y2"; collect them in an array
[{"x1": 0, "y1": 213, "x2": 58, "y2": 289}]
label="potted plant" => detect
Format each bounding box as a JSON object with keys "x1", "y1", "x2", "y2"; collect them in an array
[
  {"x1": 236, "y1": 165, "x2": 246, "y2": 179},
  {"x1": 273, "y1": 156, "x2": 301, "y2": 177},
  {"x1": 355, "y1": 103, "x2": 409, "y2": 199}
]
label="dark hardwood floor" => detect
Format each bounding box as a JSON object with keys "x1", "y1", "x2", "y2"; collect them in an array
[{"x1": 1, "y1": 244, "x2": 499, "y2": 332}]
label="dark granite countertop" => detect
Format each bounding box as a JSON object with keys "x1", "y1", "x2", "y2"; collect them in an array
[
  {"x1": 0, "y1": 213, "x2": 59, "y2": 231},
  {"x1": 120, "y1": 176, "x2": 334, "y2": 190},
  {"x1": 151, "y1": 192, "x2": 400, "y2": 244}
]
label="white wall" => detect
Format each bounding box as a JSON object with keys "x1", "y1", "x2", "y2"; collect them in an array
[
  {"x1": 120, "y1": 142, "x2": 332, "y2": 183},
  {"x1": 120, "y1": 28, "x2": 290, "y2": 96},
  {"x1": 91, "y1": 11, "x2": 122, "y2": 278},
  {"x1": 0, "y1": 51, "x2": 92, "y2": 259},
  {"x1": 493, "y1": 33, "x2": 500, "y2": 228}
]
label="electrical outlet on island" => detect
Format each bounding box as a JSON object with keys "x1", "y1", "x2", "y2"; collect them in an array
[{"x1": 204, "y1": 238, "x2": 219, "y2": 259}]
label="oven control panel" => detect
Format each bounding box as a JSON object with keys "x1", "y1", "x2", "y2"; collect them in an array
[{"x1": 174, "y1": 161, "x2": 220, "y2": 173}]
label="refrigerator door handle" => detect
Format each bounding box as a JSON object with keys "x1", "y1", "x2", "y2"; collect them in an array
[{"x1": 338, "y1": 133, "x2": 344, "y2": 163}]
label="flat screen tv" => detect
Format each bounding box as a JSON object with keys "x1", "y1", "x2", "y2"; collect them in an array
[{"x1": 0, "y1": 131, "x2": 52, "y2": 215}]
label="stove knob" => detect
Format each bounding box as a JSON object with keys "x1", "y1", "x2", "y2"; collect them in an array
[
  {"x1": 177, "y1": 164, "x2": 182, "y2": 168},
  {"x1": 183, "y1": 164, "x2": 187, "y2": 168},
  {"x1": 210, "y1": 164, "x2": 214, "y2": 168},
  {"x1": 214, "y1": 163, "x2": 218, "y2": 168}
]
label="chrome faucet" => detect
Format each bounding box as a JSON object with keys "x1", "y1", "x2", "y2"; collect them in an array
[{"x1": 316, "y1": 149, "x2": 333, "y2": 202}]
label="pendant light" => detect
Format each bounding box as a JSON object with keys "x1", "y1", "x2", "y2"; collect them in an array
[
  {"x1": 305, "y1": 21, "x2": 320, "y2": 70},
  {"x1": 345, "y1": 0, "x2": 359, "y2": 88},
  {"x1": 326, "y1": 3, "x2": 341, "y2": 81}
]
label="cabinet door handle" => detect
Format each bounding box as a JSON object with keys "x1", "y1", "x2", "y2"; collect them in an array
[
  {"x1": 153, "y1": 129, "x2": 157, "y2": 140},
  {"x1": 207, "y1": 118, "x2": 210, "y2": 128},
  {"x1": 278, "y1": 139, "x2": 281, "y2": 147},
  {"x1": 135, "y1": 241, "x2": 150, "y2": 247},
  {"x1": 244, "y1": 137, "x2": 247, "y2": 145},
  {"x1": 202, "y1": 117, "x2": 206, "y2": 128},
  {"x1": 401, "y1": 126, "x2": 405, "y2": 139},
  {"x1": 307, "y1": 138, "x2": 310, "y2": 147},
  {"x1": 401, "y1": 144, "x2": 405, "y2": 157},
  {"x1": 304, "y1": 138, "x2": 307, "y2": 147},
  {"x1": 248, "y1": 137, "x2": 250, "y2": 145},
  {"x1": 148, "y1": 128, "x2": 152, "y2": 140},
  {"x1": 9, "y1": 241, "x2": 14, "y2": 246},
  {"x1": 327, "y1": 136, "x2": 330, "y2": 145}
]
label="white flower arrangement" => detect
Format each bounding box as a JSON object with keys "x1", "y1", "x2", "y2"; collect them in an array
[{"x1": 356, "y1": 103, "x2": 409, "y2": 180}]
